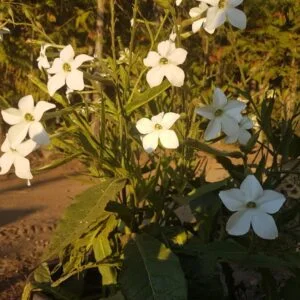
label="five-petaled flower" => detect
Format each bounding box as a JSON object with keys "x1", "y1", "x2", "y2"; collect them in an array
[
  {"x1": 198, "y1": 0, "x2": 247, "y2": 33},
  {"x1": 196, "y1": 87, "x2": 246, "y2": 141},
  {"x1": 136, "y1": 112, "x2": 180, "y2": 153},
  {"x1": 0, "y1": 136, "x2": 37, "y2": 185},
  {"x1": 224, "y1": 116, "x2": 253, "y2": 145},
  {"x1": 1, "y1": 95, "x2": 56, "y2": 147},
  {"x1": 219, "y1": 175, "x2": 286, "y2": 239},
  {"x1": 143, "y1": 40, "x2": 187, "y2": 88},
  {"x1": 47, "y1": 44, "x2": 94, "y2": 96},
  {"x1": 37, "y1": 44, "x2": 51, "y2": 70}
]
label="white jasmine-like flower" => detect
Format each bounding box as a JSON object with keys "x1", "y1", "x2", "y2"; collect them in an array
[
  {"x1": 196, "y1": 88, "x2": 246, "y2": 141},
  {"x1": 199, "y1": 0, "x2": 247, "y2": 32},
  {"x1": 37, "y1": 44, "x2": 51, "y2": 70},
  {"x1": 219, "y1": 175, "x2": 286, "y2": 239},
  {"x1": 136, "y1": 112, "x2": 180, "y2": 153},
  {"x1": 224, "y1": 116, "x2": 253, "y2": 145},
  {"x1": 189, "y1": 2, "x2": 215, "y2": 34},
  {"x1": 176, "y1": 0, "x2": 183, "y2": 6},
  {"x1": 0, "y1": 136, "x2": 37, "y2": 185},
  {"x1": 143, "y1": 40, "x2": 187, "y2": 88},
  {"x1": 1, "y1": 95, "x2": 56, "y2": 147},
  {"x1": 47, "y1": 44, "x2": 94, "y2": 96}
]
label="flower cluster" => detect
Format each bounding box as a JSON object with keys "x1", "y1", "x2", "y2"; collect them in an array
[{"x1": 0, "y1": 95, "x2": 56, "y2": 185}]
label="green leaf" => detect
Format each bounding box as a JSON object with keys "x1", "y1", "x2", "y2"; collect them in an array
[
  {"x1": 185, "y1": 139, "x2": 244, "y2": 158},
  {"x1": 125, "y1": 81, "x2": 170, "y2": 115},
  {"x1": 120, "y1": 233, "x2": 187, "y2": 300},
  {"x1": 45, "y1": 178, "x2": 126, "y2": 259}
]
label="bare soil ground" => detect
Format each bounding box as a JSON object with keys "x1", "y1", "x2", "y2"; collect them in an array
[{"x1": 0, "y1": 161, "x2": 94, "y2": 300}]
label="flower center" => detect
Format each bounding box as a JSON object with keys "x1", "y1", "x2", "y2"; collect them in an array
[
  {"x1": 63, "y1": 62, "x2": 72, "y2": 72},
  {"x1": 154, "y1": 123, "x2": 163, "y2": 130},
  {"x1": 246, "y1": 201, "x2": 256, "y2": 208},
  {"x1": 214, "y1": 109, "x2": 223, "y2": 117},
  {"x1": 24, "y1": 113, "x2": 35, "y2": 121},
  {"x1": 218, "y1": 0, "x2": 227, "y2": 8},
  {"x1": 159, "y1": 57, "x2": 168, "y2": 65}
]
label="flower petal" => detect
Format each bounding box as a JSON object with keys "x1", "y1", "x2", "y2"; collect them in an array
[
  {"x1": 240, "y1": 175, "x2": 263, "y2": 202},
  {"x1": 224, "y1": 100, "x2": 246, "y2": 121},
  {"x1": 213, "y1": 88, "x2": 227, "y2": 108},
  {"x1": 29, "y1": 122, "x2": 50, "y2": 145},
  {"x1": 157, "y1": 40, "x2": 175, "y2": 57},
  {"x1": 142, "y1": 132, "x2": 159, "y2": 153},
  {"x1": 159, "y1": 130, "x2": 179, "y2": 149},
  {"x1": 204, "y1": 118, "x2": 221, "y2": 140},
  {"x1": 15, "y1": 139, "x2": 38, "y2": 157},
  {"x1": 224, "y1": 132, "x2": 239, "y2": 144},
  {"x1": 164, "y1": 64, "x2": 185, "y2": 87},
  {"x1": 60, "y1": 44, "x2": 75, "y2": 62},
  {"x1": 251, "y1": 211, "x2": 278, "y2": 239},
  {"x1": 146, "y1": 66, "x2": 165, "y2": 88},
  {"x1": 66, "y1": 70, "x2": 84, "y2": 91},
  {"x1": 226, "y1": 210, "x2": 252, "y2": 236},
  {"x1": 240, "y1": 116, "x2": 253, "y2": 130},
  {"x1": 228, "y1": 0, "x2": 244, "y2": 7},
  {"x1": 256, "y1": 190, "x2": 286, "y2": 214},
  {"x1": 221, "y1": 115, "x2": 239, "y2": 137},
  {"x1": 47, "y1": 58, "x2": 63, "y2": 74},
  {"x1": 7, "y1": 122, "x2": 31, "y2": 147},
  {"x1": 136, "y1": 118, "x2": 154, "y2": 134},
  {"x1": 151, "y1": 112, "x2": 164, "y2": 124},
  {"x1": 192, "y1": 19, "x2": 206, "y2": 33},
  {"x1": 143, "y1": 51, "x2": 161, "y2": 67},
  {"x1": 47, "y1": 72, "x2": 66, "y2": 96},
  {"x1": 73, "y1": 54, "x2": 94, "y2": 69},
  {"x1": 1, "y1": 137, "x2": 10, "y2": 152},
  {"x1": 195, "y1": 106, "x2": 215, "y2": 120},
  {"x1": 161, "y1": 112, "x2": 180, "y2": 129},
  {"x1": 238, "y1": 129, "x2": 251, "y2": 145},
  {"x1": 18, "y1": 95, "x2": 34, "y2": 114},
  {"x1": 33, "y1": 101, "x2": 56, "y2": 121},
  {"x1": 189, "y1": 7, "x2": 204, "y2": 18},
  {"x1": 227, "y1": 8, "x2": 247, "y2": 30},
  {"x1": 1, "y1": 108, "x2": 23, "y2": 125},
  {"x1": 167, "y1": 48, "x2": 187, "y2": 65},
  {"x1": 14, "y1": 155, "x2": 33, "y2": 180},
  {"x1": 0, "y1": 152, "x2": 15, "y2": 175},
  {"x1": 205, "y1": 7, "x2": 226, "y2": 31},
  {"x1": 219, "y1": 188, "x2": 246, "y2": 211}
]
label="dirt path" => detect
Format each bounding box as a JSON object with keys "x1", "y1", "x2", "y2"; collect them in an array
[{"x1": 0, "y1": 162, "x2": 92, "y2": 300}]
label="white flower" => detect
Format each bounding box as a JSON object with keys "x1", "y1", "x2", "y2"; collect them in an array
[
  {"x1": 37, "y1": 44, "x2": 51, "y2": 70},
  {"x1": 1, "y1": 95, "x2": 56, "y2": 147},
  {"x1": 0, "y1": 27, "x2": 10, "y2": 42},
  {"x1": 0, "y1": 136, "x2": 37, "y2": 184},
  {"x1": 219, "y1": 175, "x2": 286, "y2": 239},
  {"x1": 224, "y1": 116, "x2": 253, "y2": 145},
  {"x1": 176, "y1": 0, "x2": 183, "y2": 5},
  {"x1": 47, "y1": 44, "x2": 94, "y2": 96},
  {"x1": 199, "y1": 0, "x2": 247, "y2": 32},
  {"x1": 189, "y1": 2, "x2": 215, "y2": 34},
  {"x1": 143, "y1": 40, "x2": 187, "y2": 88},
  {"x1": 136, "y1": 112, "x2": 180, "y2": 153},
  {"x1": 196, "y1": 88, "x2": 246, "y2": 141}
]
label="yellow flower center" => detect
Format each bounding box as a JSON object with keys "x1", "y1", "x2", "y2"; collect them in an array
[
  {"x1": 218, "y1": 0, "x2": 227, "y2": 8},
  {"x1": 155, "y1": 123, "x2": 163, "y2": 130},
  {"x1": 214, "y1": 109, "x2": 223, "y2": 117},
  {"x1": 63, "y1": 62, "x2": 72, "y2": 72},
  {"x1": 24, "y1": 113, "x2": 35, "y2": 121},
  {"x1": 159, "y1": 57, "x2": 168, "y2": 65},
  {"x1": 246, "y1": 201, "x2": 256, "y2": 208}
]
